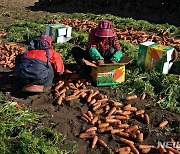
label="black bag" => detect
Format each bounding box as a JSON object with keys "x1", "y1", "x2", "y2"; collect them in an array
[{"x1": 15, "y1": 36, "x2": 51, "y2": 81}]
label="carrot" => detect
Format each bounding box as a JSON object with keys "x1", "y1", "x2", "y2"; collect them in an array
[
  {"x1": 97, "y1": 120, "x2": 102, "y2": 125},
  {"x1": 82, "y1": 113, "x2": 91, "y2": 122},
  {"x1": 159, "y1": 145, "x2": 167, "y2": 154},
  {"x1": 135, "y1": 110, "x2": 145, "y2": 116},
  {"x1": 125, "y1": 94, "x2": 138, "y2": 100},
  {"x1": 87, "y1": 90, "x2": 94, "y2": 102},
  {"x1": 14, "y1": 103, "x2": 22, "y2": 109},
  {"x1": 59, "y1": 88, "x2": 67, "y2": 95},
  {"x1": 54, "y1": 81, "x2": 64, "y2": 93},
  {"x1": 92, "y1": 103, "x2": 101, "y2": 111},
  {"x1": 91, "y1": 116, "x2": 98, "y2": 125},
  {"x1": 64, "y1": 95, "x2": 79, "y2": 101},
  {"x1": 141, "y1": 92, "x2": 146, "y2": 100},
  {"x1": 95, "y1": 108, "x2": 104, "y2": 115},
  {"x1": 57, "y1": 95, "x2": 63, "y2": 105},
  {"x1": 89, "y1": 98, "x2": 97, "y2": 106},
  {"x1": 79, "y1": 130, "x2": 96, "y2": 139},
  {"x1": 72, "y1": 90, "x2": 80, "y2": 96},
  {"x1": 81, "y1": 116, "x2": 89, "y2": 122},
  {"x1": 91, "y1": 136, "x2": 98, "y2": 149},
  {"x1": 98, "y1": 126, "x2": 113, "y2": 133},
  {"x1": 125, "y1": 125, "x2": 139, "y2": 133},
  {"x1": 116, "y1": 115, "x2": 129, "y2": 120},
  {"x1": 159, "y1": 120, "x2": 168, "y2": 128},
  {"x1": 97, "y1": 139, "x2": 107, "y2": 148},
  {"x1": 121, "y1": 111, "x2": 131, "y2": 115},
  {"x1": 92, "y1": 90, "x2": 99, "y2": 98},
  {"x1": 80, "y1": 92, "x2": 87, "y2": 98},
  {"x1": 61, "y1": 92, "x2": 66, "y2": 98},
  {"x1": 166, "y1": 147, "x2": 180, "y2": 154},
  {"x1": 129, "y1": 143, "x2": 140, "y2": 154},
  {"x1": 112, "y1": 101, "x2": 123, "y2": 107},
  {"x1": 92, "y1": 93, "x2": 104, "y2": 100},
  {"x1": 144, "y1": 114, "x2": 150, "y2": 124},
  {"x1": 117, "y1": 131, "x2": 130, "y2": 138},
  {"x1": 85, "y1": 127, "x2": 97, "y2": 132},
  {"x1": 119, "y1": 137, "x2": 134, "y2": 145},
  {"x1": 137, "y1": 133, "x2": 143, "y2": 143},
  {"x1": 138, "y1": 145, "x2": 156, "y2": 149},
  {"x1": 115, "y1": 147, "x2": 131, "y2": 153},
  {"x1": 117, "y1": 124, "x2": 129, "y2": 129},
  {"x1": 110, "y1": 129, "x2": 121, "y2": 134},
  {"x1": 108, "y1": 107, "x2": 116, "y2": 116},
  {"x1": 123, "y1": 106, "x2": 137, "y2": 112},
  {"x1": 114, "y1": 109, "x2": 122, "y2": 115},
  {"x1": 98, "y1": 123, "x2": 109, "y2": 128},
  {"x1": 105, "y1": 119, "x2": 119, "y2": 123},
  {"x1": 96, "y1": 98, "x2": 108, "y2": 103},
  {"x1": 141, "y1": 148, "x2": 151, "y2": 154},
  {"x1": 87, "y1": 111, "x2": 93, "y2": 120}
]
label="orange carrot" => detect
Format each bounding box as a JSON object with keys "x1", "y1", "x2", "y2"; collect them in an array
[
  {"x1": 117, "y1": 124, "x2": 129, "y2": 129},
  {"x1": 79, "y1": 130, "x2": 96, "y2": 139},
  {"x1": 115, "y1": 146, "x2": 131, "y2": 153},
  {"x1": 121, "y1": 111, "x2": 131, "y2": 115},
  {"x1": 82, "y1": 113, "x2": 91, "y2": 122},
  {"x1": 135, "y1": 110, "x2": 145, "y2": 116},
  {"x1": 87, "y1": 111, "x2": 93, "y2": 120},
  {"x1": 85, "y1": 127, "x2": 97, "y2": 132},
  {"x1": 64, "y1": 95, "x2": 79, "y2": 101},
  {"x1": 92, "y1": 103, "x2": 101, "y2": 111},
  {"x1": 98, "y1": 126, "x2": 113, "y2": 133},
  {"x1": 112, "y1": 101, "x2": 123, "y2": 107},
  {"x1": 57, "y1": 95, "x2": 63, "y2": 105},
  {"x1": 141, "y1": 148, "x2": 151, "y2": 154},
  {"x1": 138, "y1": 145, "x2": 156, "y2": 149},
  {"x1": 81, "y1": 116, "x2": 89, "y2": 122},
  {"x1": 137, "y1": 133, "x2": 143, "y2": 143},
  {"x1": 117, "y1": 131, "x2": 130, "y2": 138},
  {"x1": 116, "y1": 115, "x2": 129, "y2": 120},
  {"x1": 14, "y1": 104, "x2": 22, "y2": 109},
  {"x1": 98, "y1": 123, "x2": 109, "y2": 128},
  {"x1": 59, "y1": 88, "x2": 67, "y2": 95},
  {"x1": 125, "y1": 125, "x2": 139, "y2": 133},
  {"x1": 91, "y1": 136, "x2": 98, "y2": 149},
  {"x1": 125, "y1": 95, "x2": 138, "y2": 100},
  {"x1": 159, "y1": 145, "x2": 167, "y2": 153},
  {"x1": 144, "y1": 114, "x2": 150, "y2": 124},
  {"x1": 89, "y1": 98, "x2": 97, "y2": 106},
  {"x1": 110, "y1": 129, "x2": 121, "y2": 135},
  {"x1": 105, "y1": 119, "x2": 119, "y2": 123},
  {"x1": 95, "y1": 108, "x2": 104, "y2": 115},
  {"x1": 108, "y1": 107, "x2": 116, "y2": 116},
  {"x1": 159, "y1": 120, "x2": 168, "y2": 128},
  {"x1": 97, "y1": 139, "x2": 107, "y2": 148},
  {"x1": 119, "y1": 137, "x2": 134, "y2": 145},
  {"x1": 129, "y1": 143, "x2": 140, "y2": 154},
  {"x1": 123, "y1": 106, "x2": 137, "y2": 112},
  {"x1": 80, "y1": 92, "x2": 87, "y2": 98},
  {"x1": 91, "y1": 116, "x2": 98, "y2": 125},
  {"x1": 54, "y1": 81, "x2": 64, "y2": 92}
]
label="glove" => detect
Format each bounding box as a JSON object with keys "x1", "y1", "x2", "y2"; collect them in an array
[
  {"x1": 110, "y1": 51, "x2": 123, "y2": 62},
  {"x1": 96, "y1": 59, "x2": 104, "y2": 65}
]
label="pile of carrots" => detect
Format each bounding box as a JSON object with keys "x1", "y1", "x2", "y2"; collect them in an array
[
  {"x1": 50, "y1": 18, "x2": 180, "y2": 50},
  {"x1": 54, "y1": 74, "x2": 179, "y2": 154},
  {"x1": 0, "y1": 43, "x2": 25, "y2": 68}
]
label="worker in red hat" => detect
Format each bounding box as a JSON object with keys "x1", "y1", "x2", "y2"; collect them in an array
[
  {"x1": 71, "y1": 19, "x2": 123, "y2": 72},
  {"x1": 15, "y1": 35, "x2": 64, "y2": 92}
]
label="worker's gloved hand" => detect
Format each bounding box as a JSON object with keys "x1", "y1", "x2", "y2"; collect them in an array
[
  {"x1": 111, "y1": 60, "x2": 118, "y2": 64},
  {"x1": 96, "y1": 59, "x2": 104, "y2": 65}
]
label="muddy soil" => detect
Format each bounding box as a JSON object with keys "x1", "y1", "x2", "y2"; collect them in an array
[{"x1": 0, "y1": 1, "x2": 180, "y2": 154}]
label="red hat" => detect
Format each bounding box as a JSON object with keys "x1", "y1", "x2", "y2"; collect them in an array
[
  {"x1": 40, "y1": 35, "x2": 53, "y2": 47},
  {"x1": 95, "y1": 20, "x2": 114, "y2": 37}
]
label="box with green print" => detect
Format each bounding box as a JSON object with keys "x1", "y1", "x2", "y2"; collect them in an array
[
  {"x1": 137, "y1": 41, "x2": 178, "y2": 74},
  {"x1": 45, "y1": 23, "x2": 72, "y2": 43},
  {"x1": 83, "y1": 55, "x2": 132, "y2": 86}
]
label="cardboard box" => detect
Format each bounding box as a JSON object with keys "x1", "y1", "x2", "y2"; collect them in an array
[
  {"x1": 137, "y1": 41, "x2": 177, "y2": 74},
  {"x1": 83, "y1": 55, "x2": 132, "y2": 86},
  {"x1": 45, "y1": 23, "x2": 72, "y2": 43}
]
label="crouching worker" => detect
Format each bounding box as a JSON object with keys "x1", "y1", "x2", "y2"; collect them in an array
[
  {"x1": 15, "y1": 35, "x2": 64, "y2": 93},
  {"x1": 71, "y1": 19, "x2": 123, "y2": 73}
]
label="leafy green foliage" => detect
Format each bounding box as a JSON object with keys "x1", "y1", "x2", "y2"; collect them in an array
[
  {"x1": 5, "y1": 21, "x2": 45, "y2": 43},
  {"x1": 0, "y1": 102, "x2": 76, "y2": 154}
]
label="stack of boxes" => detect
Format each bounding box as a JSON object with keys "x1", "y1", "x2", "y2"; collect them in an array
[
  {"x1": 46, "y1": 23, "x2": 72, "y2": 43},
  {"x1": 137, "y1": 41, "x2": 177, "y2": 74}
]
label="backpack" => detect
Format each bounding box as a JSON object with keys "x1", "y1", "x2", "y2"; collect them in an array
[{"x1": 15, "y1": 36, "x2": 51, "y2": 81}]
